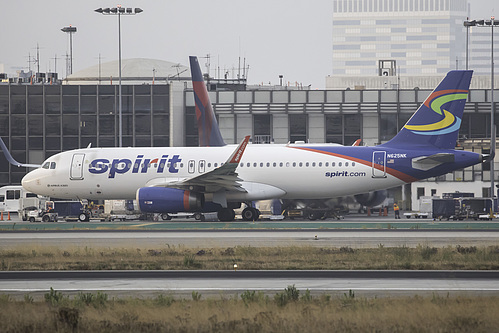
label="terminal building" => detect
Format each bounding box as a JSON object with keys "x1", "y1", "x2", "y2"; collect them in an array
[{"x1": 0, "y1": 57, "x2": 497, "y2": 211}]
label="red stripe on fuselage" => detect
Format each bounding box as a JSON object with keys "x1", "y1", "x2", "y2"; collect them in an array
[
  {"x1": 290, "y1": 146, "x2": 418, "y2": 183},
  {"x1": 183, "y1": 190, "x2": 190, "y2": 211}
]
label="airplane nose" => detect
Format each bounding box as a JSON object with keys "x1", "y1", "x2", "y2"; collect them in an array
[{"x1": 21, "y1": 170, "x2": 39, "y2": 192}]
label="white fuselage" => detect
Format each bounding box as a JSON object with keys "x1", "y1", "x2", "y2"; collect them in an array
[{"x1": 21, "y1": 143, "x2": 404, "y2": 202}]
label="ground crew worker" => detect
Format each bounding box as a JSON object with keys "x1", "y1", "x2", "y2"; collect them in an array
[{"x1": 393, "y1": 202, "x2": 400, "y2": 219}]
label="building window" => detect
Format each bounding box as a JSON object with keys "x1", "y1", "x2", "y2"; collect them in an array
[
  {"x1": 253, "y1": 114, "x2": 272, "y2": 143},
  {"x1": 326, "y1": 114, "x2": 361, "y2": 145},
  {"x1": 289, "y1": 114, "x2": 307, "y2": 143},
  {"x1": 417, "y1": 187, "x2": 425, "y2": 199}
]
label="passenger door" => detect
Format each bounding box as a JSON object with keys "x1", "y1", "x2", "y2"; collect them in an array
[
  {"x1": 372, "y1": 151, "x2": 386, "y2": 178},
  {"x1": 70, "y1": 153, "x2": 85, "y2": 180}
]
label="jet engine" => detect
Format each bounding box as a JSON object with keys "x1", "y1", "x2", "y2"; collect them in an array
[
  {"x1": 354, "y1": 190, "x2": 387, "y2": 207},
  {"x1": 137, "y1": 187, "x2": 204, "y2": 213}
]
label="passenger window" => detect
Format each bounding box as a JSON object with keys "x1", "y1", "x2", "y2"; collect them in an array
[
  {"x1": 345, "y1": 162, "x2": 349, "y2": 167},
  {"x1": 332, "y1": 162, "x2": 335, "y2": 167},
  {"x1": 292, "y1": 162, "x2": 296, "y2": 167},
  {"x1": 260, "y1": 163, "x2": 263, "y2": 167},
  {"x1": 247, "y1": 163, "x2": 250, "y2": 167},
  {"x1": 0, "y1": 195, "x2": 4, "y2": 203},
  {"x1": 253, "y1": 163, "x2": 257, "y2": 167},
  {"x1": 240, "y1": 163, "x2": 244, "y2": 167},
  {"x1": 325, "y1": 162, "x2": 329, "y2": 167},
  {"x1": 214, "y1": 163, "x2": 218, "y2": 168},
  {"x1": 273, "y1": 162, "x2": 277, "y2": 167},
  {"x1": 352, "y1": 162, "x2": 356, "y2": 166},
  {"x1": 188, "y1": 160, "x2": 195, "y2": 173},
  {"x1": 286, "y1": 162, "x2": 290, "y2": 167},
  {"x1": 319, "y1": 162, "x2": 323, "y2": 167},
  {"x1": 312, "y1": 162, "x2": 316, "y2": 167},
  {"x1": 280, "y1": 162, "x2": 283, "y2": 167},
  {"x1": 339, "y1": 162, "x2": 342, "y2": 167},
  {"x1": 266, "y1": 162, "x2": 270, "y2": 167}
]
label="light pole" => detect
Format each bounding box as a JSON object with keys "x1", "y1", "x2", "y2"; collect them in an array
[
  {"x1": 463, "y1": 17, "x2": 498, "y2": 200},
  {"x1": 61, "y1": 25, "x2": 77, "y2": 75},
  {"x1": 95, "y1": 6, "x2": 143, "y2": 148}
]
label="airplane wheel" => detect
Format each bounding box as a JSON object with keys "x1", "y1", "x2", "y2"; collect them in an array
[
  {"x1": 218, "y1": 208, "x2": 235, "y2": 222},
  {"x1": 78, "y1": 213, "x2": 88, "y2": 222},
  {"x1": 194, "y1": 212, "x2": 203, "y2": 221},
  {"x1": 242, "y1": 207, "x2": 258, "y2": 221},
  {"x1": 161, "y1": 213, "x2": 172, "y2": 221},
  {"x1": 306, "y1": 210, "x2": 320, "y2": 221}
]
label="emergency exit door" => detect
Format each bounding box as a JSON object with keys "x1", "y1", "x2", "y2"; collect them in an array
[
  {"x1": 372, "y1": 151, "x2": 386, "y2": 178},
  {"x1": 70, "y1": 153, "x2": 85, "y2": 180}
]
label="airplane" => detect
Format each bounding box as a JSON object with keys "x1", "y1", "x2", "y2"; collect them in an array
[{"x1": 1, "y1": 57, "x2": 485, "y2": 222}]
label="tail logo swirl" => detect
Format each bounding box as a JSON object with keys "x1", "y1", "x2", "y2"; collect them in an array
[{"x1": 404, "y1": 90, "x2": 468, "y2": 136}]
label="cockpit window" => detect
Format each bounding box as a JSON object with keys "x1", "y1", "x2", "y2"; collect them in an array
[{"x1": 42, "y1": 162, "x2": 56, "y2": 169}]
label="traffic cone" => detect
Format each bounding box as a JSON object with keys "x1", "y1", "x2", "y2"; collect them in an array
[
  {"x1": 7, "y1": 212, "x2": 11, "y2": 221},
  {"x1": 0, "y1": 212, "x2": 3, "y2": 221}
]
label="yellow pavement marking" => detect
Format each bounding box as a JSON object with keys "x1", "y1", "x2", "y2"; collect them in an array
[{"x1": 130, "y1": 222, "x2": 161, "y2": 227}]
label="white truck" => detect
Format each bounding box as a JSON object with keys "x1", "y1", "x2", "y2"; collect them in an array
[{"x1": 0, "y1": 185, "x2": 39, "y2": 213}]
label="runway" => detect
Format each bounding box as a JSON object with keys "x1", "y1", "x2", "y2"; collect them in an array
[
  {"x1": 1, "y1": 270, "x2": 498, "y2": 298},
  {"x1": 0, "y1": 229, "x2": 498, "y2": 248},
  {"x1": 1, "y1": 226, "x2": 498, "y2": 298}
]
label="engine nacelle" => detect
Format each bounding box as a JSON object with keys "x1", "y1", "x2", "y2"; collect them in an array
[
  {"x1": 354, "y1": 190, "x2": 387, "y2": 207},
  {"x1": 137, "y1": 187, "x2": 204, "y2": 213}
]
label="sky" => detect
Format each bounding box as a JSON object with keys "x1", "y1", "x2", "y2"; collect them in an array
[{"x1": 0, "y1": 0, "x2": 497, "y2": 89}]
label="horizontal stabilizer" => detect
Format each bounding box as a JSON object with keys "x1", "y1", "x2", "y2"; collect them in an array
[{"x1": 411, "y1": 153, "x2": 455, "y2": 171}]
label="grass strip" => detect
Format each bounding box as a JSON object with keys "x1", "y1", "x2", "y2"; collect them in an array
[
  {"x1": 0, "y1": 244, "x2": 498, "y2": 271},
  {"x1": 0, "y1": 288, "x2": 498, "y2": 332}
]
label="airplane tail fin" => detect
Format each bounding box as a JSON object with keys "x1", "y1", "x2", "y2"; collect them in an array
[
  {"x1": 381, "y1": 70, "x2": 473, "y2": 150},
  {"x1": 189, "y1": 56, "x2": 226, "y2": 147}
]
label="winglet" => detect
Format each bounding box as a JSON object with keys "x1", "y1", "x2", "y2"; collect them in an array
[
  {"x1": 227, "y1": 135, "x2": 250, "y2": 165},
  {"x1": 0, "y1": 137, "x2": 41, "y2": 168},
  {"x1": 189, "y1": 56, "x2": 226, "y2": 147}
]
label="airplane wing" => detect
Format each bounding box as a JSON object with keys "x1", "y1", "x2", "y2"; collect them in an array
[
  {"x1": 158, "y1": 136, "x2": 250, "y2": 193},
  {"x1": 0, "y1": 137, "x2": 41, "y2": 168}
]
